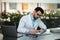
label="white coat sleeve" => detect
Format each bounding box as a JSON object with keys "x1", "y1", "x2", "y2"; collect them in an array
[
  {"x1": 17, "y1": 17, "x2": 30, "y2": 34},
  {"x1": 38, "y1": 19, "x2": 47, "y2": 32}
]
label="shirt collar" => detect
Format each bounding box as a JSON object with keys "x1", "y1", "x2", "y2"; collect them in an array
[{"x1": 30, "y1": 13, "x2": 35, "y2": 21}]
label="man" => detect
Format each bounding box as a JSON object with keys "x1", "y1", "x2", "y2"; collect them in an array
[{"x1": 17, "y1": 7, "x2": 47, "y2": 40}]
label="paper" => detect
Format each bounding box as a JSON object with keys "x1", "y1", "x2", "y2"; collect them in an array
[
  {"x1": 35, "y1": 29, "x2": 51, "y2": 35},
  {"x1": 36, "y1": 32, "x2": 41, "y2": 34}
]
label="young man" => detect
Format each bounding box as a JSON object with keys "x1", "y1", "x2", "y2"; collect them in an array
[{"x1": 17, "y1": 7, "x2": 47, "y2": 40}]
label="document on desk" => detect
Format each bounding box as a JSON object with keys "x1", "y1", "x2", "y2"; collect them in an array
[
  {"x1": 18, "y1": 29, "x2": 51, "y2": 36},
  {"x1": 35, "y1": 29, "x2": 51, "y2": 35}
]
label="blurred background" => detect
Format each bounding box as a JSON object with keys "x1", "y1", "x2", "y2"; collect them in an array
[{"x1": 0, "y1": 0, "x2": 60, "y2": 40}]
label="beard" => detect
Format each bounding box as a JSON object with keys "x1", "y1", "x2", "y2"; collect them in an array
[{"x1": 34, "y1": 17, "x2": 38, "y2": 20}]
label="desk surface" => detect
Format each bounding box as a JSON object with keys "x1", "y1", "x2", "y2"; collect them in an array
[
  {"x1": 18, "y1": 29, "x2": 60, "y2": 40},
  {"x1": 37, "y1": 33, "x2": 60, "y2": 40}
]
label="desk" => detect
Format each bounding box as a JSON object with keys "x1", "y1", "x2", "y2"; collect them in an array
[
  {"x1": 18, "y1": 33, "x2": 60, "y2": 40},
  {"x1": 37, "y1": 33, "x2": 60, "y2": 40},
  {"x1": 18, "y1": 29, "x2": 60, "y2": 40}
]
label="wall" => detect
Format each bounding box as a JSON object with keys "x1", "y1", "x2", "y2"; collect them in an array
[
  {"x1": 0, "y1": 0, "x2": 1, "y2": 16},
  {"x1": 1, "y1": 3, "x2": 58, "y2": 14},
  {"x1": 2, "y1": 3, "x2": 38, "y2": 13},
  {"x1": 1, "y1": 0, "x2": 60, "y2": 3},
  {"x1": 41, "y1": 3, "x2": 57, "y2": 12}
]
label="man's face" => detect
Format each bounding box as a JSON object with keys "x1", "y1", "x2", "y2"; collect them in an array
[{"x1": 34, "y1": 11, "x2": 42, "y2": 19}]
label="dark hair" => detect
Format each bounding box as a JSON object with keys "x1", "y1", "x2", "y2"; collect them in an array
[{"x1": 34, "y1": 7, "x2": 44, "y2": 14}]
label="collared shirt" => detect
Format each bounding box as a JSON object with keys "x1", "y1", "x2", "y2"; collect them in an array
[
  {"x1": 30, "y1": 13, "x2": 35, "y2": 28},
  {"x1": 17, "y1": 13, "x2": 47, "y2": 34}
]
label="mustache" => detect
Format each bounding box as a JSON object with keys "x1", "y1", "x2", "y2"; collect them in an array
[{"x1": 34, "y1": 17, "x2": 38, "y2": 20}]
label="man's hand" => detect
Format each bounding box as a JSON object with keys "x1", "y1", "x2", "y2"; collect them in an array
[
  {"x1": 29, "y1": 29, "x2": 38, "y2": 34},
  {"x1": 38, "y1": 29, "x2": 44, "y2": 33},
  {"x1": 29, "y1": 29, "x2": 44, "y2": 34}
]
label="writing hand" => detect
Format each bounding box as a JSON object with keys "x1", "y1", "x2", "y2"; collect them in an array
[
  {"x1": 29, "y1": 29, "x2": 37, "y2": 34},
  {"x1": 38, "y1": 29, "x2": 44, "y2": 33}
]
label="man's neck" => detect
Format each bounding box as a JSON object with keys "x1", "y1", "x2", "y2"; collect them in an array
[{"x1": 32, "y1": 13, "x2": 37, "y2": 20}]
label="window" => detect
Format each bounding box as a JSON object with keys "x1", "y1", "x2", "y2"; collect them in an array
[
  {"x1": 57, "y1": 4, "x2": 60, "y2": 8},
  {"x1": 22, "y1": 3, "x2": 28, "y2": 10},
  {"x1": 9, "y1": 3, "x2": 17, "y2": 9}
]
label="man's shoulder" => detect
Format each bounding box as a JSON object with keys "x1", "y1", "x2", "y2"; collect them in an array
[
  {"x1": 36, "y1": 18, "x2": 41, "y2": 21},
  {"x1": 35, "y1": 18, "x2": 42, "y2": 22},
  {"x1": 21, "y1": 15, "x2": 29, "y2": 20},
  {"x1": 22, "y1": 15, "x2": 29, "y2": 18}
]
